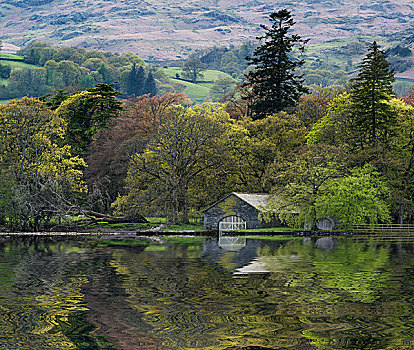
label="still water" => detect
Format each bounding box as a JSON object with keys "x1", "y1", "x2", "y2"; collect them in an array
[{"x1": 0, "y1": 235, "x2": 413, "y2": 350}]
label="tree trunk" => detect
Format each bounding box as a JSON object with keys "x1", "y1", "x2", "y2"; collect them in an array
[
  {"x1": 83, "y1": 210, "x2": 148, "y2": 224},
  {"x1": 399, "y1": 141, "x2": 414, "y2": 224},
  {"x1": 181, "y1": 185, "x2": 189, "y2": 224}
]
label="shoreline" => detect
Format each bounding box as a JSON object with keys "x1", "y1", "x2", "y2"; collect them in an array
[{"x1": 0, "y1": 230, "x2": 413, "y2": 237}]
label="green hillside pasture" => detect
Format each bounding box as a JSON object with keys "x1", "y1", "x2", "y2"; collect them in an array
[
  {"x1": 0, "y1": 53, "x2": 24, "y2": 60},
  {"x1": 163, "y1": 67, "x2": 232, "y2": 103},
  {"x1": 175, "y1": 79, "x2": 211, "y2": 104},
  {"x1": 0, "y1": 100, "x2": 10, "y2": 105},
  {"x1": 163, "y1": 67, "x2": 231, "y2": 81},
  {"x1": 0, "y1": 60, "x2": 37, "y2": 70}
]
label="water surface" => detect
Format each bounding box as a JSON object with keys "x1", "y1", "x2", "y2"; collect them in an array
[{"x1": 0, "y1": 235, "x2": 413, "y2": 349}]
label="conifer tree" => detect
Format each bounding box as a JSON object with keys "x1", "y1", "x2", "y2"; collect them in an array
[
  {"x1": 126, "y1": 64, "x2": 145, "y2": 97},
  {"x1": 135, "y1": 66, "x2": 145, "y2": 96},
  {"x1": 244, "y1": 9, "x2": 308, "y2": 119},
  {"x1": 142, "y1": 71, "x2": 157, "y2": 96},
  {"x1": 126, "y1": 63, "x2": 137, "y2": 96},
  {"x1": 350, "y1": 41, "x2": 395, "y2": 146}
]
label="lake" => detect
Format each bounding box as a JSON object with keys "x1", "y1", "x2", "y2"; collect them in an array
[{"x1": 0, "y1": 235, "x2": 412, "y2": 349}]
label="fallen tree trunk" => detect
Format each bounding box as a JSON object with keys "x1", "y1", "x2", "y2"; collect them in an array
[{"x1": 82, "y1": 210, "x2": 148, "y2": 224}]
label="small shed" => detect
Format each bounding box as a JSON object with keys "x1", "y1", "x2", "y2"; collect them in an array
[{"x1": 203, "y1": 192, "x2": 274, "y2": 232}]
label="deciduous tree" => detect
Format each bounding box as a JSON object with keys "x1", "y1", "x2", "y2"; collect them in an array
[
  {"x1": 315, "y1": 164, "x2": 391, "y2": 229},
  {"x1": 116, "y1": 103, "x2": 227, "y2": 224},
  {"x1": 86, "y1": 93, "x2": 189, "y2": 212},
  {"x1": 209, "y1": 76, "x2": 237, "y2": 101},
  {"x1": 182, "y1": 58, "x2": 205, "y2": 83},
  {"x1": 227, "y1": 112, "x2": 307, "y2": 193},
  {"x1": 263, "y1": 144, "x2": 346, "y2": 229},
  {"x1": 0, "y1": 97, "x2": 85, "y2": 231}
]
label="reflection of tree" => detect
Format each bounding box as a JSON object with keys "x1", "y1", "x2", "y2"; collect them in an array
[
  {"x1": 109, "y1": 244, "x2": 307, "y2": 349},
  {"x1": 259, "y1": 238, "x2": 391, "y2": 303},
  {"x1": 0, "y1": 239, "x2": 113, "y2": 350},
  {"x1": 0, "y1": 237, "x2": 412, "y2": 350},
  {"x1": 257, "y1": 238, "x2": 413, "y2": 349}
]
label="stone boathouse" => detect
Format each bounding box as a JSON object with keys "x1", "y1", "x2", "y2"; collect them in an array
[
  {"x1": 203, "y1": 192, "x2": 274, "y2": 232},
  {"x1": 203, "y1": 192, "x2": 337, "y2": 232}
]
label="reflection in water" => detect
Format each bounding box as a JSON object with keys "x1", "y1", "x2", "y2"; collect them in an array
[
  {"x1": 218, "y1": 236, "x2": 247, "y2": 251},
  {"x1": 0, "y1": 236, "x2": 412, "y2": 349}
]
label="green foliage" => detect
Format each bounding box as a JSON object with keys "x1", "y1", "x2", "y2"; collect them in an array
[
  {"x1": 0, "y1": 97, "x2": 85, "y2": 230},
  {"x1": 3, "y1": 67, "x2": 50, "y2": 99},
  {"x1": 117, "y1": 103, "x2": 229, "y2": 224},
  {"x1": 263, "y1": 144, "x2": 347, "y2": 229},
  {"x1": 301, "y1": 68, "x2": 348, "y2": 88},
  {"x1": 126, "y1": 63, "x2": 145, "y2": 97},
  {"x1": 244, "y1": 9, "x2": 308, "y2": 119},
  {"x1": 295, "y1": 86, "x2": 346, "y2": 128},
  {"x1": 142, "y1": 71, "x2": 157, "y2": 97},
  {"x1": 231, "y1": 111, "x2": 307, "y2": 192},
  {"x1": 0, "y1": 42, "x2": 147, "y2": 100},
  {"x1": 0, "y1": 63, "x2": 11, "y2": 79},
  {"x1": 307, "y1": 92, "x2": 356, "y2": 148},
  {"x1": 56, "y1": 83, "x2": 123, "y2": 157},
  {"x1": 388, "y1": 98, "x2": 414, "y2": 222},
  {"x1": 196, "y1": 41, "x2": 256, "y2": 75},
  {"x1": 209, "y1": 76, "x2": 237, "y2": 101},
  {"x1": 316, "y1": 164, "x2": 391, "y2": 229},
  {"x1": 182, "y1": 57, "x2": 205, "y2": 83}
]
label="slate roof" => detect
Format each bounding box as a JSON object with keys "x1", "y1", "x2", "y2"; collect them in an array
[
  {"x1": 202, "y1": 192, "x2": 270, "y2": 212},
  {"x1": 232, "y1": 193, "x2": 270, "y2": 211}
]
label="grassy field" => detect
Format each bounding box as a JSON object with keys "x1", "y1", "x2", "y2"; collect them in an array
[
  {"x1": 174, "y1": 79, "x2": 211, "y2": 104},
  {"x1": 162, "y1": 67, "x2": 233, "y2": 103},
  {"x1": 1, "y1": 60, "x2": 37, "y2": 70},
  {"x1": 162, "y1": 67, "x2": 231, "y2": 81},
  {"x1": 0, "y1": 53, "x2": 37, "y2": 73},
  {"x1": 0, "y1": 53, "x2": 24, "y2": 60},
  {"x1": 0, "y1": 100, "x2": 10, "y2": 105}
]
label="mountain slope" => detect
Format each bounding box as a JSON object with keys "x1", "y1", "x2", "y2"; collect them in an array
[{"x1": 1, "y1": 0, "x2": 414, "y2": 60}]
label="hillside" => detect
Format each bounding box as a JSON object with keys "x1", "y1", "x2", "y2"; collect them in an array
[{"x1": 1, "y1": 0, "x2": 414, "y2": 60}]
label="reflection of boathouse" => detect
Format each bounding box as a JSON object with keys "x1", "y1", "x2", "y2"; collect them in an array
[{"x1": 203, "y1": 192, "x2": 274, "y2": 231}]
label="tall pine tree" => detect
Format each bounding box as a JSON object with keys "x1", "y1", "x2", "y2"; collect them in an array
[
  {"x1": 126, "y1": 63, "x2": 137, "y2": 96},
  {"x1": 244, "y1": 9, "x2": 308, "y2": 119},
  {"x1": 142, "y1": 71, "x2": 157, "y2": 96},
  {"x1": 126, "y1": 64, "x2": 145, "y2": 97},
  {"x1": 350, "y1": 41, "x2": 395, "y2": 146}
]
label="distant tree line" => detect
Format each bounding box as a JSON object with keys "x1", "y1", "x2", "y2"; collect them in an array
[{"x1": 0, "y1": 42, "x2": 160, "y2": 100}]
